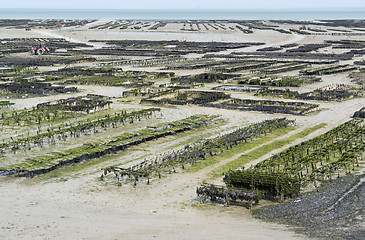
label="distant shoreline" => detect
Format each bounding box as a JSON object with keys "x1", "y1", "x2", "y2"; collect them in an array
[{"x1": 1, "y1": 9, "x2": 365, "y2": 20}]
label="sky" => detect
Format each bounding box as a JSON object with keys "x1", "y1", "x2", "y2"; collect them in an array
[{"x1": 2, "y1": 0, "x2": 365, "y2": 10}]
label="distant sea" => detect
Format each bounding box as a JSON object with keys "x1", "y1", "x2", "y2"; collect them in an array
[{"x1": 0, "y1": 9, "x2": 365, "y2": 21}]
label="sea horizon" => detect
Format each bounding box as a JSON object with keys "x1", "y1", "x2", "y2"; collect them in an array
[{"x1": 0, "y1": 8, "x2": 365, "y2": 21}]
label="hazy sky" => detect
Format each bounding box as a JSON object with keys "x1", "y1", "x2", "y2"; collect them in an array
[{"x1": 2, "y1": 0, "x2": 365, "y2": 10}]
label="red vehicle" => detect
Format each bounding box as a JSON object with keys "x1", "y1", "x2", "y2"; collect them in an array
[{"x1": 30, "y1": 43, "x2": 50, "y2": 55}]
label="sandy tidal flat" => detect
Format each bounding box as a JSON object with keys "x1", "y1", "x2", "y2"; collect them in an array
[{"x1": 1, "y1": 19, "x2": 365, "y2": 240}]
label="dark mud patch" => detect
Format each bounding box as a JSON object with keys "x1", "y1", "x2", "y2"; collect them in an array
[{"x1": 254, "y1": 174, "x2": 365, "y2": 240}]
